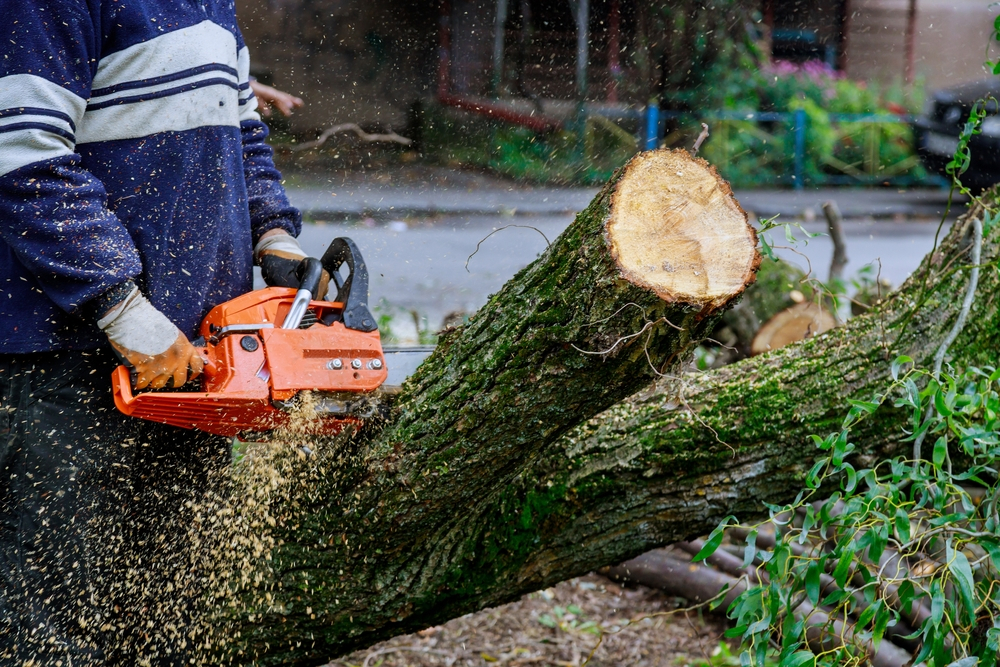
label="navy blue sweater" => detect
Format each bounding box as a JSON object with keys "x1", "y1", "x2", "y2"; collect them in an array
[{"x1": 0, "y1": 0, "x2": 301, "y2": 353}]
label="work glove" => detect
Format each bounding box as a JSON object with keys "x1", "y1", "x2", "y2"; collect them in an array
[
  {"x1": 97, "y1": 286, "x2": 204, "y2": 390},
  {"x1": 255, "y1": 232, "x2": 331, "y2": 299}
]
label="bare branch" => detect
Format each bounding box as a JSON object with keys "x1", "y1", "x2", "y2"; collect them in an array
[
  {"x1": 691, "y1": 123, "x2": 710, "y2": 155},
  {"x1": 291, "y1": 123, "x2": 413, "y2": 152}
]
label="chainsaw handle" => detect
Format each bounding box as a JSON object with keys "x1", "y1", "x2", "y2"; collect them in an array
[
  {"x1": 320, "y1": 237, "x2": 377, "y2": 332},
  {"x1": 296, "y1": 257, "x2": 324, "y2": 298}
]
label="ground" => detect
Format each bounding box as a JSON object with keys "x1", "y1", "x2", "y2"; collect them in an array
[{"x1": 325, "y1": 573, "x2": 730, "y2": 667}]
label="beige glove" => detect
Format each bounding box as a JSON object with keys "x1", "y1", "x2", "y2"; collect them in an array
[
  {"x1": 255, "y1": 232, "x2": 331, "y2": 299},
  {"x1": 97, "y1": 287, "x2": 204, "y2": 390}
]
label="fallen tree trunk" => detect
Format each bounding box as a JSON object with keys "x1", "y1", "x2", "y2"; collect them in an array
[
  {"x1": 203, "y1": 149, "x2": 759, "y2": 664},
  {"x1": 445, "y1": 198, "x2": 996, "y2": 632},
  {"x1": 206, "y1": 184, "x2": 996, "y2": 665}
]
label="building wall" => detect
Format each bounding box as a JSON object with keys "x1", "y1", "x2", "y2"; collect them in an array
[{"x1": 845, "y1": 0, "x2": 996, "y2": 90}]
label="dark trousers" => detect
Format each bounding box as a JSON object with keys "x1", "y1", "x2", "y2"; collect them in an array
[{"x1": 0, "y1": 348, "x2": 228, "y2": 666}]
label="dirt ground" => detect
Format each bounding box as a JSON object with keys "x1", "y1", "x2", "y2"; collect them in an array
[{"x1": 324, "y1": 574, "x2": 731, "y2": 667}]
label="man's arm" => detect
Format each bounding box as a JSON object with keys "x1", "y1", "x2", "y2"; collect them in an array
[{"x1": 0, "y1": 1, "x2": 202, "y2": 388}]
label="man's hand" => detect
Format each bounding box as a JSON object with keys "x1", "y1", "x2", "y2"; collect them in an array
[
  {"x1": 256, "y1": 230, "x2": 331, "y2": 299},
  {"x1": 250, "y1": 81, "x2": 304, "y2": 118},
  {"x1": 98, "y1": 287, "x2": 204, "y2": 390}
]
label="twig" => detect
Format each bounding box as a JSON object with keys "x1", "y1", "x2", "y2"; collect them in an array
[
  {"x1": 580, "y1": 303, "x2": 683, "y2": 332},
  {"x1": 466, "y1": 225, "x2": 552, "y2": 272},
  {"x1": 913, "y1": 216, "x2": 984, "y2": 465},
  {"x1": 691, "y1": 123, "x2": 710, "y2": 155},
  {"x1": 291, "y1": 123, "x2": 412, "y2": 152},
  {"x1": 822, "y1": 200, "x2": 849, "y2": 283}
]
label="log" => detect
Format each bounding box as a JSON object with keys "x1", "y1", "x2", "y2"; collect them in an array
[
  {"x1": 199, "y1": 183, "x2": 994, "y2": 665},
  {"x1": 750, "y1": 300, "x2": 837, "y2": 355},
  {"x1": 711, "y1": 258, "x2": 810, "y2": 361},
  {"x1": 207, "y1": 195, "x2": 988, "y2": 663},
  {"x1": 200, "y1": 149, "x2": 759, "y2": 664},
  {"x1": 452, "y1": 196, "x2": 997, "y2": 633}
]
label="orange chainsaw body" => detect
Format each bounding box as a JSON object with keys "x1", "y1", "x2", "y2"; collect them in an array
[{"x1": 112, "y1": 287, "x2": 387, "y2": 437}]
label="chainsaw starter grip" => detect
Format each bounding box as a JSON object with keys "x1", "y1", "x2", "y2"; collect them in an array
[{"x1": 320, "y1": 237, "x2": 377, "y2": 332}]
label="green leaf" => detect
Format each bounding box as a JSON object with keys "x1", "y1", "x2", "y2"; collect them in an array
[
  {"x1": 841, "y1": 463, "x2": 857, "y2": 493},
  {"x1": 805, "y1": 459, "x2": 827, "y2": 489},
  {"x1": 742, "y1": 529, "x2": 758, "y2": 568},
  {"x1": 930, "y1": 580, "x2": 944, "y2": 625},
  {"x1": 891, "y1": 356, "x2": 912, "y2": 381},
  {"x1": 760, "y1": 235, "x2": 776, "y2": 262},
  {"x1": 780, "y1": 651, "x2": 815, "y2": 667},
  {"x1": 935, "y1": 389, "x2": 954, "y2": 416},
  {"x1": 896, "y1": 579, "x2": 915, "y2": 615},
  {"x1": 820, "y1": 589, "x2": 851, "y2": 607},
  {"x1": 868, "y1": 524, "x2": 887, "y2": 565},
  {"x1": 946, "y1": 540, "x2": 977, "y2": 622},
  {"x1": 537, "y1": 614, "x2": 556, "y2": 628},
  {"x1": 893, "y1": 507, "x2": 911, "y2": 543},
  {"x1": 833, "y1": 546, "x2": 855, "y2": 588},
  {"x1": 872, "y1": 604, "x2": 891, "y2": 646},
  {"x1": 784, "y1": 224, "x2": 796, "y2": 244},
  {"x1": 980, "y1": 538, "x2": 1000, "y2": 571},
  {"x1": 856, "y1": 598, "x2": 880, "y2": 628},
  {"x1": 725, "y1": 625, "x2": 747, "y2": 639},
  {"x1": 693, "y1": 515, "x2": 736, "y2": 563},
  {"x1": 847, "y1": 399, "x2": 879, "y2": 414},
  {"x1": 932, "y1": 435, "x2": 948, "y2": 469},
  {"x1": 804, "y1": 562, "x2": 821, "y2": 605}
]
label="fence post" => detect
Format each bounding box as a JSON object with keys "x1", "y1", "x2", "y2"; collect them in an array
[
  {"x1": 792, "y1": 108, "x2": 806, "y2": 190},
  {"x1": 645, "y1": 103, "x2": 660, "y2": 151}
]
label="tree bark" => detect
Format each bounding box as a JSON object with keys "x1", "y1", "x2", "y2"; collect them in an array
[{"x1": 206, "y1": 149, "x2": 759, "y2": 664}]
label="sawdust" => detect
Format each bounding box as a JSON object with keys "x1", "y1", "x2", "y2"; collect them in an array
[
  {"x1": 21, "y1": 394, "x2": 723, "y2": 665},
  {"x1": 327, "y1": 575, "x2": 730, "y2": 667},
  {"x1": 184, "y1": 391, "x2": 364, "y2": 663}
]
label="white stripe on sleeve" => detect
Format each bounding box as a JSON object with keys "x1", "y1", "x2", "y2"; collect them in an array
[
  {"x1": 0, "y1": 74, "x2": 86, "y2": 177},
  {"x1": 237, "y1": 46, "x2": 261, "y2": 123}
]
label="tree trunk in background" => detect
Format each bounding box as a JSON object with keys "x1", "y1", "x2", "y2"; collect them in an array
[
  {"x1": 207, "y1": 149, "x2": 759, "y2": 665},
  {"x1": 713, "y1": 258, "x2": 809, "y2": 360}
]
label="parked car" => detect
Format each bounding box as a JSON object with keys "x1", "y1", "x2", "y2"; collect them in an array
[{"x1": 913, "y1": 79, "x2": 1000, "y2": 191}]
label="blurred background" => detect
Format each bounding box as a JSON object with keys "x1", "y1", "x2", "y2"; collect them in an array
[
  {"x1": 240, "y1": 0, "x2": 998, "y2": 188},
  {"x1": 239, "y1": 0, "x2": 999, "y2": 341}
]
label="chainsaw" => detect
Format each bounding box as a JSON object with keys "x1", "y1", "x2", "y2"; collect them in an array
[{"x1": 111, "y1": 237, "x2": 393, "y2": 437}]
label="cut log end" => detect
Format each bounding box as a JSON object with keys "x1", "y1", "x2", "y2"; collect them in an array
[
  {"x1": 606, "y1": 149, "x2": 760, "y2": 310},
  {"x1": 751, "y1": 301, "x2": 837, "y2": 355}
]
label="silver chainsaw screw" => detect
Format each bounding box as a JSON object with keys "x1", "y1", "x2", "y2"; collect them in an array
[
  {"x1": 351, "y1": 359, "x2": 362, "y2": 369},
  {"x1": 368, "y1": 359, "x2": 383, "y2": 370},
  {"x1": 327, "y1": 359, "x2": 343, "y2": 370}
]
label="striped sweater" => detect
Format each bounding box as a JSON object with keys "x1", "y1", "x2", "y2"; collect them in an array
[{"x1": 0, "y1": 0, "x2": 301, "y2": 353}]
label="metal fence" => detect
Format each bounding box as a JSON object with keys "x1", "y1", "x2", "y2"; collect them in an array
[{"x1": 634, "y1": 108, "x2": 941, "y2": 189}]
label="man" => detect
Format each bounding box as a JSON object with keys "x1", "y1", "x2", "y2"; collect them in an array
[{"x1": 0, "y1": 1, "x2": 316, "y2": 663}]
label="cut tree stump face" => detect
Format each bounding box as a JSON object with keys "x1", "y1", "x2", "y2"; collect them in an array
[
  {"x1": 751, "y1": 301, "x2": 837, "y2": 354},
  {"x1": 607, "y1": 149, "x2": 759, "y2": 310}
]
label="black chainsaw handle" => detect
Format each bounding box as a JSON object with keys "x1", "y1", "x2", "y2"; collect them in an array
[
  {"x1": 296, "y1": 257, "x2": 325, "y2": 298},
  {"x1": 320, "y1": 237, "x2": 377, "y2": 332}
]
